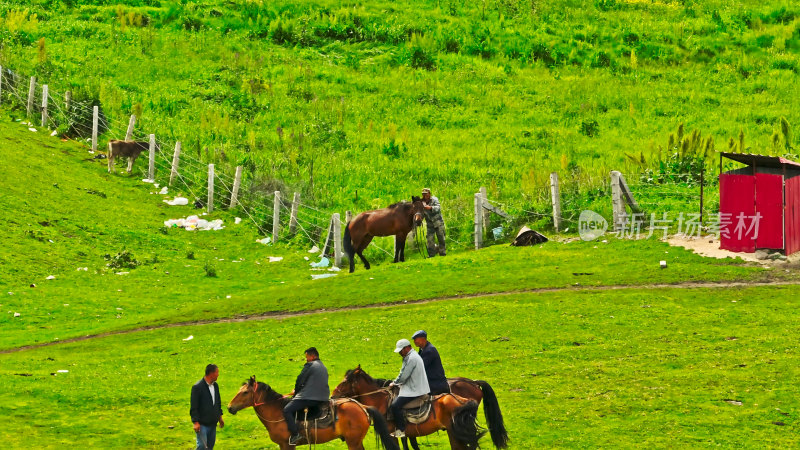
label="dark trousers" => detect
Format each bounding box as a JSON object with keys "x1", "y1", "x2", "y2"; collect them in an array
[
  {"x1": 283, "y1": 399, "x2": 325, "y2": 435},
  {"x1": 390, "y1": 396, "x2": 419, "y2": 431},
  {"x1": 429, "y1": 383, "x2": 451, "y2": 396}
]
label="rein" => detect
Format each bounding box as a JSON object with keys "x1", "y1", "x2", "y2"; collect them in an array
[{"x1": 250, "y1": 384, "x2": 285, "y2": 424}]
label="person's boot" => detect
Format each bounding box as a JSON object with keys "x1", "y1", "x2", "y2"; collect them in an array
[{"x1": 288, "y1": 433, "x2": 303, "y2": 445}]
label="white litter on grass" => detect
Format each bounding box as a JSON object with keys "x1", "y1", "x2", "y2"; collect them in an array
[
  {"x1": 308, "y1": 246, "x2": 320, "y2": 253},
  {"x1": 183, "y1": 335, "x2": 194, "y2": 341},
  {"x1": 268, "y1": 256, "x2": 283, "y2": 262},
  {"x1": 76, "y1": 267, "x2": 88, "y2": 271},
  {"x1": 13, "y1": 312, "x2": 21, "y2": 317},
  {"x1": 235, "y1": 217, "x2": 242, "y2": 224},
  {"x1": 163, "y1": 197, "x2": 189, "y2": 206},
  {"x1": 28, "y1": 127, "x2": 37, "y2": 132},
  {"x1": 63, "y1": 304, "x2": 69, "y2": 307},
  {"x1": 158, "y1": 187, "x2": 168, "y2": 195},
  {"x1": 310, "y1": 257, "x2": 330, "y2": 268},
  {"x1": 142, "y1": 179, "x2": 155, "y2": 184},
  {"x1": 50, "y1": 130, "x2": 58, "y2": 137},
  {"x1": 304, "y1": 256, "x2": 310, "y2": 261},
  {"x1": 257, "y1": 237, "x2": 272, "y2": 245},
  {"x1": 226, "y1": 295, "x2": 231, "y2": 299},
  {"x1": 116, "y1": 272, "x2": 129, "y2": 275},
  {"x1": 165, "y1": 216, "x2": 224, "y2": 231},
  {"x1": 57, "y1": 370, "x2": 69, "y2": 373},
  {"x1": 328, "y1": 266, "x2": 341, "y2": 272},
  {"x1": 311, "y1": 273, "x2": 337, "y2": 280},
  {"x1": 46, "y1": 275, "x2": 56, "y2": 280}
]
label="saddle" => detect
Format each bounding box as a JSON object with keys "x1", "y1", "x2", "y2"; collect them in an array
[
  {"x1": 293, "y1": 399, "x2": 338, "y2": 434},
  {"x1": 388, "y1": 391, "x2": 440, "y2": 425}
]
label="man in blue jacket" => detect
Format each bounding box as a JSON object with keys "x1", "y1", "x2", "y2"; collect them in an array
[
  {"x1": 283, "y1": 347, "x2": 330, "y2": 445},
  {"x1": 190, "y1": 364, "x2": 224, "y2": 449},
  {"x1": 412, "y1": 330, "x2": 450, "y2": 395}
]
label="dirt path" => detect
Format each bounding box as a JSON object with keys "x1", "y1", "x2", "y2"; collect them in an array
[{"x1": 2, "y1": 279, "x2": 799, "y2": 354}]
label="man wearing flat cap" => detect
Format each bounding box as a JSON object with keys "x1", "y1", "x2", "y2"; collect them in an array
[
  {"x1": 421, "y1": 188, "x2": 446, "y2": 257},
  {"x1": 388, "y1": 338, "x2": 429, "y2": 438},
  {"x1": 412, "y1": 330, "x2": 450, "y2": 395}
]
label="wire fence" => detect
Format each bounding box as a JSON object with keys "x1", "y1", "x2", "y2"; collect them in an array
[{"x1": 0, "y1": 65, "x2": 715, "y2": 261}]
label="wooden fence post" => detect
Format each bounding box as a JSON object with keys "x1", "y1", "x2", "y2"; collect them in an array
[
  {"x1": 26, "y1": 76, "x2": 36, "y2": 118},
  {"x1": 272, "y1": 191, "x2": 281, "y2": 243},
  {"x1": 207, "y1": 164, "x2": 215, "y2": 214},
  {"x1": 474, "y1": 192, "x2": 483, "y2": 250},
  {"x1": 480, "y1": 186, "x2": 490, "y2": 232},
  {"x1": 333, "y1": 213, "x2": 342, "y2": 267},
  {"x1": 41, "y1": 84, "x2": 48, "y2": 128},
  {"x1": 169, "y1": 141, "x2": 181, "y2": 186},
  {"x1": 610, "y1": 170, "x2": 625, "y2": 231},
  {"x1": 125, "y1": 114, "x2": 136, "y2": 141},
  {"x1": 550, "y1": 172, "x2": 562, "y2": 232},
  {"x1": 346, "y1": 210, "x2": 352, "y2": 224},
  {"x1": 92, "y1": 106, "x2": 98, "y2": 153},
  {"x1": 64, "y1": 90, "x2": 71, "y2": 114},
  {"x1": 0, "y1": 66, "x2": 3, "y2": 107},
  {"x1": 289, "y1": 192, "x2": 300, "y2": 234},
  {"x1": 148, "y1": 134, "x2": 156, "y2": 181},
  {"x1": 229, "y1": 166, "x2": 243, "y2": 209}
]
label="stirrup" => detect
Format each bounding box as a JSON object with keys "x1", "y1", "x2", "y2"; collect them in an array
[
  {"x1": 391, "y1": 430, "x2": 406, "y2": 438},
  {"x1": 288, "y1": 434, "x2": 303, "y2": 445}
]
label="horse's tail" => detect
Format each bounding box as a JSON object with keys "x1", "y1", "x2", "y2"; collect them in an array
[
  {"x1": 366, "y1": 406, "x2": 400, "y2": 450},
  {"x1": 476, "y1": 380, "x2": 510, "y2": 449},
  {"x1": 450, "y1": 400, "x2": 487, "y2": 450},
  {"x1": 343, "y1": 221, "x2": 355, "y2": 259}
]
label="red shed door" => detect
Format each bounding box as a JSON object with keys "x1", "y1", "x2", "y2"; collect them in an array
[
  {"x1": 755, "y1": 173, "x2": 784, "y2": 250},
  {"x1": 719, "y1": 174, "x2": 755, "y2": 253},
  {"x1": 786, "y1": 176, "x2": 800, "y2": 256}
]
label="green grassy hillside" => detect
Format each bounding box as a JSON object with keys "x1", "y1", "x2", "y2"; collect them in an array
[{"x1": 1, "y1": 0, "x2": 798, "y2": 243}]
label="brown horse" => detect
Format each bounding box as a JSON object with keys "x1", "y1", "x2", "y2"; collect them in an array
[
  {"x1": 343, "y1": 197, "x2": 425, "y2": 273},
  {"x1": 227, "y1": 376, "x2": 400, "y2": 450},
  {"x1": 331, "y1": 367, "x2": 489, "y2": 450}
]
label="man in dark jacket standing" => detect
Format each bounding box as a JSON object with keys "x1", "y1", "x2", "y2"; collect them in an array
[
  {"x1": 190, "y1": 364, "x2": 224, "y2": 450},
  {"x1": 412, "y1": 330, "x2": 450, "y2": 395},
  {"x1": 283, "y1": 347, "x2": 330, "y2": 445}
]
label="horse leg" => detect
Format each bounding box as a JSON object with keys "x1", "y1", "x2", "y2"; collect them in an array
[
  {"x1": 393, "y1": 235, "x2": 401, "y2": 263},
  {"x1": 409, "y1": 436, "x2": 421, "y2": 450},
  {"x1": 401, "y1": 437, "x2": 410, "y2": 450},
  {"x1": 357, "y1": 250, "x2": 370, "y2": 270},
  {"x1": 400, "y1": 233, "x2": 407, "y2": 262},
  {"x1": 447, "y1": 432, "x2": 469, "y2": 450}
]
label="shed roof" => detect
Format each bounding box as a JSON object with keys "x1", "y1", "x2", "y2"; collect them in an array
[{"x1": 721, "y1": 152, "x2": 800, "y2": 169}]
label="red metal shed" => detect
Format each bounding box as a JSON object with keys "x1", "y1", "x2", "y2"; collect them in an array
[{"x1": 719, "y1": 152, "x2": 800, "y2": 255}]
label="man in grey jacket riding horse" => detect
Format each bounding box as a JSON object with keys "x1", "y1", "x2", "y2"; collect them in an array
[
  {"x1": 388, "y1": 338, "x2": 430, "y2": 438},
  {"x1": 283, "y1": 347, "x2": 330, "y2": 445}
]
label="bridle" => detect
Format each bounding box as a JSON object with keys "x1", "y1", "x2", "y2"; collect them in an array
[{"x1": 247, "y1": 382, "x2": 285, "y2": 424}]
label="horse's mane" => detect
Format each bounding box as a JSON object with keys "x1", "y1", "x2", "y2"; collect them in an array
[
  {"x1": 387, "y1": 201, "x2": 411, "y2": 209},
  {"x1": 346, "y1": 368, "x2": 392, "y2": 388},
  {"x1": 257, "y1": 381, "x2": 290, "y2": 407}
]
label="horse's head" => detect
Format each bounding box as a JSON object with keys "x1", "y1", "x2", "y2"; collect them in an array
[
  {"x1": 411, "y1": 196, "x2": 424, "y2": 226},
  {"x1": 332, "y1": 364, "x2": 369, "y2": 398},
  {"x1": 227, "y1": 376, "x2": 261, "y2": 415}
]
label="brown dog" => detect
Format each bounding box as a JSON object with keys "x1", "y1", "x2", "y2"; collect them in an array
[{"x1": 107, "y1": 140, "x2": 149, "y2": 174}]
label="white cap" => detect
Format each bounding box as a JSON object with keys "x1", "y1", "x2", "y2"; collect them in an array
[{"x1": 394, "y1": 339, "x2": 411, "y2": 353}]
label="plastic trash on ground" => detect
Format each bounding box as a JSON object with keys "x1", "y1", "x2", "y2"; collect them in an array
[
  {"x1": 158, "y1": 186, "x2": 168, "y2": 195},
  {"x1": 183, "y1": 335, "x2": 194, "y2": 341},
  {"x1": 164, "y1": 215, "x2": 224, "y2": 231},
  {"x1": 311, "y1": 273, "x2": 337, "y2": 280},
  {"x1": 310, "y1": 256, "x2": 330, "y2": 268},
  {"x1": 257, "y1": 237, "x2": 272, "y2": 245},
  {"x1": 328, "y1": 266, "x2": 341, "y2": 272},
  {"x1": 308, "y1": 245, "x2": 320, "y2": 253},
  {"x1": 163, "y1": 197, "x2": 189, "y2": 206},
  {"x1": 142, "y1": 179, "x2": 155, "y2": 184},
  {"x1": 235, "y1": 217, "x2": 242, "y2": 224},
  {"x1": 268, "y1": 256, "x2": 283, "y2": 262}
]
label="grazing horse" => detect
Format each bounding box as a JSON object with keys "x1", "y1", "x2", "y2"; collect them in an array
[
  {"x1": 343, "y1": 197, "x2": 425, "y2": 273},
  {"x1": 228, "y1": 376, "x2": 399, "y2": 450},
  {"x1": 331, "y1": 367, "x2": 490, "y2": 450},
  {"x1": 107, "y1": 140, "x2": 149, "y2": 174}
]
